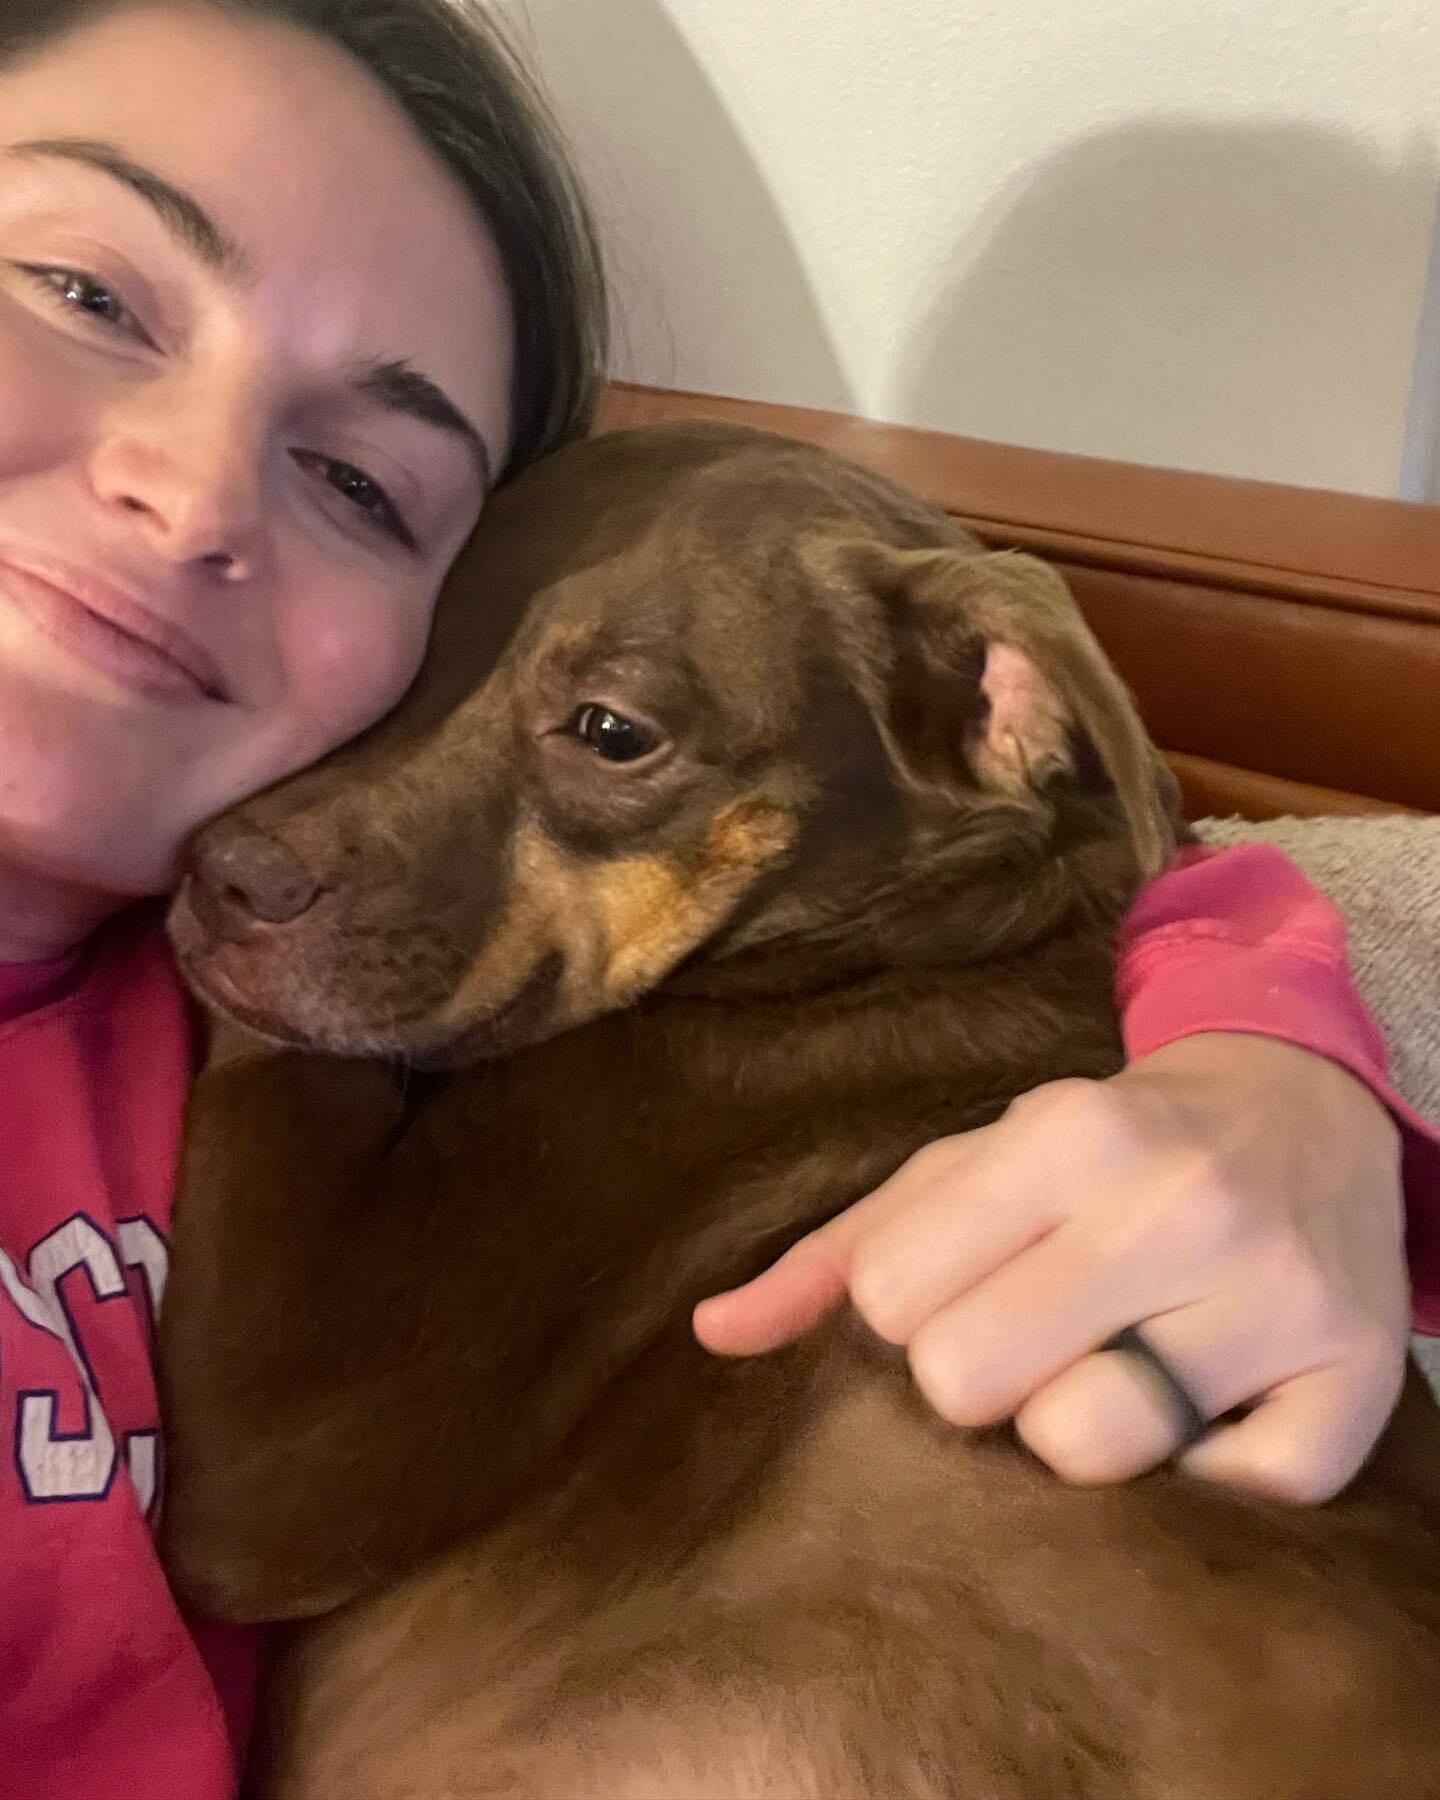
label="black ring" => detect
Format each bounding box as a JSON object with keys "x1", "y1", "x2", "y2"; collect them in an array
[{"x1": 1102, "y1": 1326, "x2": 1210, "y2": 1452}]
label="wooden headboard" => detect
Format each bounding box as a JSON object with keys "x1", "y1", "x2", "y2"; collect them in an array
[{"x1": 599, "y1": 385, "x2": 1440, "y2": 821}]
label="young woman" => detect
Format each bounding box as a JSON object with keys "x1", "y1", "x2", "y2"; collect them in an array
[{"x1": 0, "y1": 3, "x2": 1434, "y2": 1793}]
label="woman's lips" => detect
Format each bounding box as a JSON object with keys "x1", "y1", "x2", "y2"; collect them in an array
[{"x1": 0, "y1": 559, "x2": 222, "y2": 701}]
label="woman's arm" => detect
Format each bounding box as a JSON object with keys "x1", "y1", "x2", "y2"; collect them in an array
[
  {"x1": 1120, "y1": 842, "x2": 1440, "y2": 1333},
  {"x1": 697, "y1": 845, "x2": 1430, "y2": 1501}
]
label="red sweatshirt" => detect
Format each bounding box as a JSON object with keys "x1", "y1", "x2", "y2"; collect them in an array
[
  {"x1": 0, "y1": 908, "x2": 256, "y2": 1800},
  {"x1": 0, "y1": 845, "x2": 1435, "y2": 1795}
]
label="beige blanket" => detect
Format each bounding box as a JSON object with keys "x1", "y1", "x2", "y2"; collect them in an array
[{"x1": 1196, "y1": 816, "x2": 1440, "y2": 1383}]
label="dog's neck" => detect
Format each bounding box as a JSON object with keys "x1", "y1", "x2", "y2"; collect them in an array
[{"x1": 669, "y1": 801, "x2": 1139, "y2": 1002}]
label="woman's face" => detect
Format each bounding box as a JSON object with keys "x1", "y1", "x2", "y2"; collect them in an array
[{"x1": 0, "y1": 0, "x2": 514, "y2": 905}]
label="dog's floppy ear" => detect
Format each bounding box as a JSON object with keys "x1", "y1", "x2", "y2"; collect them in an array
[{"x1": 847, "y1": 541, "x2": 1175, "y2": 877}]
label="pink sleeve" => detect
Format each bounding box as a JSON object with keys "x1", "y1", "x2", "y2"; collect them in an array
[{"x1": 1118, "y1": 843, "x2": 1440, "y2": 1335}]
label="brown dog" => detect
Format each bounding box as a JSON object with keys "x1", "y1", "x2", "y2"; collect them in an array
[{"x1": 160, "y1": 423, "x2": 1440, "y2": 1799}]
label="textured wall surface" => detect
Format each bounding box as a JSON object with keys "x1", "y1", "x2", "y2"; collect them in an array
[{"x1": 506, "y1": 0, "x2": 1440, "y2": 496}]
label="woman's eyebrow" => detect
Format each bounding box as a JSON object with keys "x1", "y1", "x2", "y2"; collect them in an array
[
  {"x1": 353, "y1": 360, "x2": 495, "y2": 494},
  {"x1": 6, "y1": 137, "x2": 245, "y2": 276},
  {"x1": 4, "y1": 137, "x2": 497, "y2": 492}
]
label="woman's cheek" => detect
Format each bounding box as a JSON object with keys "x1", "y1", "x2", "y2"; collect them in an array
[
  {"x1": 0, "y1": 308, "x2": 95, "y2": 475},
  {"x1": 281, "y1": 588, "x2": 433, "y2": 758}
]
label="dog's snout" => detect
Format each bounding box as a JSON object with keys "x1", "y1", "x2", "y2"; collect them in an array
[{"x1": 190, "y1": 818, "x2": 323, "y2": 934}]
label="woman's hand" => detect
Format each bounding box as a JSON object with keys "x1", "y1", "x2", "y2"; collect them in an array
[{"x1": 694, "y1": 1035, "x2": 1411, "y2": 1503}]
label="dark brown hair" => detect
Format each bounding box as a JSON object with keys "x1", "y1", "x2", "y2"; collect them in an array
[{"x1": 0, "y1": 0, "x2": 609, "y2": 481}]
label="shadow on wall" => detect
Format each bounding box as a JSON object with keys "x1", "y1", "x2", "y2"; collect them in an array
[
  {"x1": 898, "y1": 119, "x2": 1437, "y2": 497},
  {"x1": 505, "y1": 0, "x2": 854, "y2": 415}
]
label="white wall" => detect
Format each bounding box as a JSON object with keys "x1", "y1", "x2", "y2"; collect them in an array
[{"x1": 503, "y1": 0, "x2": 1440, "y2": 498}]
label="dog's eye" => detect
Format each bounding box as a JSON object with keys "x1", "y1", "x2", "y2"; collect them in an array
[{"x1": 570, "y1": 705, "x2": 661, "y2": 764}]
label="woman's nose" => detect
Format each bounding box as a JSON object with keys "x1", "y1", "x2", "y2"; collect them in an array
[{"x1": 88, "y1": 384, "x2": 266, "y2": 579}]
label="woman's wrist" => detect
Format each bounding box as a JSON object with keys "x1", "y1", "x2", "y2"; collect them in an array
[{"x1": 1122, "y1": 1032, "x2": 1401, "y2": 1178}]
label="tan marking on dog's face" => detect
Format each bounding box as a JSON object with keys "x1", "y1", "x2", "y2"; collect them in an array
[
  {"x1": 434, "y1": 800, "x2": 798, "y2": 1045},
  {"x1": 595, "y1": 800, "x2": 797, "y2": 995},
  {"x1": 588, "y1": 855, "x2": 698, "y2": 994}
]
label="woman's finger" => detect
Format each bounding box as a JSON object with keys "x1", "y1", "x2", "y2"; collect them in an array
[
  {"x1": 1013, "y1": 1293, "x2": 1286, "y2": 1483},
  {"x1": 901, "y1": 1211, "x2": 1271, "y2": 1431},
  {"x1": 1014, "y1": 1290, "x2": 1407, "y2": 1495},
  {"x1": 844, "y1": 1140, "x2": 1065, "y2": 1345},
  {"x1": 692, "y1": 1176, "x2": 905, "y2": 1355},
  {"x1": 692, "y1": 1232, "x2": 851, "y2": 1354},
  {"x1": 695, "y1": 1131, "x2": 997, "y2": 1356},
  {"x1": 1179, "y1": 1358, "x2": 1406, "y2": 1504},
  {"x1": 1017, "y1": 1341, "x2": 1191, "y2": 1482},
  {"x1": 904, "y1": 1231, "x2": 1140, "y2": 1427}
]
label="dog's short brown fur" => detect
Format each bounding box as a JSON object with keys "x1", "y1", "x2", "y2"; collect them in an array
[{"x1": 160, "y1": 423, "x2": 1440, "y2": 1799}]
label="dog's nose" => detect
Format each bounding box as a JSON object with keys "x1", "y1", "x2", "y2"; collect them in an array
[{"x1": 190, "y1": 818, "x2": 323, "y2": 933}]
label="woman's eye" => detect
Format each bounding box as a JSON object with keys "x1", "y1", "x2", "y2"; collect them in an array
[
  {"x1": 569, "y1": 705, "x2": 663, "y2": 764},
  {"x1": 18, "y1": 264, "x2": 156, "y2": 349},
  {"x1": 291, "y1": 450, "x2": 418, "y2": 553}
]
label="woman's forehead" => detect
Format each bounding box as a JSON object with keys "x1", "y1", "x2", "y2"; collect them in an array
[{"x1": 0, "y1": 1, "x2": 514, "y2": 452}]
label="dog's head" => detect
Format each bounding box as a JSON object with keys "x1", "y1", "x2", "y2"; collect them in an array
[{"x1": 169, "y1": 423, "x2": 1175, "y2": 1064}]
